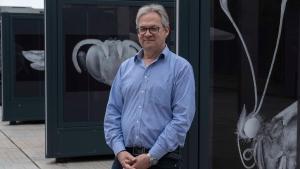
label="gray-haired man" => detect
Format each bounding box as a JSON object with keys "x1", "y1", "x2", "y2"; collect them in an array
[{"x1": 104, "y1": 3, "x2": 195, "y2": 169}]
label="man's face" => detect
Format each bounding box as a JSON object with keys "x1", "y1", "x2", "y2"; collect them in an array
[{"x1": 137, "y1": 12, "x2": 169, "y2": 51}]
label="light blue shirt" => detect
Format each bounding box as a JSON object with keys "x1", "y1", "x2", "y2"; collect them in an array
[{"x1": 104, "y1": 46, "x2": 195, "y2": 160}]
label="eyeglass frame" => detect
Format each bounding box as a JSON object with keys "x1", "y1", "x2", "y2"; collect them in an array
[{"x1": 136, "y1": 26, "x2": 161, "y2": 35}]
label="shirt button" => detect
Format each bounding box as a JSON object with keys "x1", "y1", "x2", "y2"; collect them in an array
[
  {"x1": 138, "y1": 105, "x2": 142, "y2": 109},
  {"x1": 144, "y1": 75, "x2": 148, "y2": 79},
  {"x1": 136, "y1": 120, "x2": 139, "y2": 123}
]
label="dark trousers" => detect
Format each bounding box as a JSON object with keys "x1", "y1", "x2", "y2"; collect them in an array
[{"x1": 111, "y1": 149, "x2": 181, "y2": 169}]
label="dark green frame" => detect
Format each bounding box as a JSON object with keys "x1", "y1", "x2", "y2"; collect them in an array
[
  {"x1": 179, "y1": 0, "x2": 209, "y2": 168},
  {"x1": 198, "y1": 0, "x2": 210, "y2": 168},
  {"x1": 45, "y1": 0, "x2": 208, "y2": 168},
  {"x1": 1, "y1": 13, "x2": 44, "y2": 122}
]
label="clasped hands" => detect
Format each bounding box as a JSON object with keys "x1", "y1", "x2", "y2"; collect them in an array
[{"x1": 117, "y1": 151, "x2": 151, "y2": 169}]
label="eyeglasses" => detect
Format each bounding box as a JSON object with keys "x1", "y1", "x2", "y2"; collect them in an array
[{"x1": 136, "y1": 27, "x2": 160, "y2": 35}]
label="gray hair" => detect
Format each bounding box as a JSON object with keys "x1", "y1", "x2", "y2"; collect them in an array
[{"x1": 136, "y1": 4, "x2": 169, "y2": 28}]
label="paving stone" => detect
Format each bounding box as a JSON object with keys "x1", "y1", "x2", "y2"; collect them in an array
[{"x1": 0, "y1": 108, "x2": 114, "y2": 169}]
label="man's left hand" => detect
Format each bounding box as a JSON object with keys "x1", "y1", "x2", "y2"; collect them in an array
[{"x1": 132, "y1": 153, "x2": 151, "y2": 169}]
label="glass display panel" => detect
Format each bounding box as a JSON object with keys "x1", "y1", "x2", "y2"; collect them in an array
[
  {"x1": 62, "y1": 4, "x2": 176, "y2": 123},
  {"x1": 211, "y1": 0, "x2": 298, "y2": 168},
  {"x1": 13, "y1": 18, "x2": 44, "y2": 97}
]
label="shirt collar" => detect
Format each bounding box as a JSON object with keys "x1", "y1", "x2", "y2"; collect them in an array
[{"x1": 134, "y1": 45, "x2": 169, "y2": 63}]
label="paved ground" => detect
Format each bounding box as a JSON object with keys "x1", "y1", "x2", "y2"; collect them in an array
[{"x1": 0, "y1": 110, "x2": 113, "y2": 169}]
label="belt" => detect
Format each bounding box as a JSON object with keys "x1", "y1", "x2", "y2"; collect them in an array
[
  {"x1": 126, "y1": 147, "x2": 181, "y2": 160},
  {"x1": 126, "y1": 147, "x2": 149, "y2": 156}
]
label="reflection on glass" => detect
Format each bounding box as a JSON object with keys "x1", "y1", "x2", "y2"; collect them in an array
[
  {"x1": 13, "y1": 18, "x2": 44, "y2": 97},
  {"x1": 62, "y1": 4, "x2": 176, "y2": 123},
  {"x1": 211, "y1": 0, "x2": 298, "y2": 168}
]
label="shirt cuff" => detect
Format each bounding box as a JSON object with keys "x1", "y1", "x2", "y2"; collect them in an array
[
  {"x1": 148, "y1": 143, "x2": 167, "y2": 160},
  {"x1": 112, "y1": 142, "x2": 126, "y2": 156}
]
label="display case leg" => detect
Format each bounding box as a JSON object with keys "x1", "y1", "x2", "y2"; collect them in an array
[{"x1": 9, "y1": 121, "x2": 17, "y2": 125}]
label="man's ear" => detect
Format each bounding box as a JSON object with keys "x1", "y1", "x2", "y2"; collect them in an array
[{"x1": 164, "y1": 26, "x2": 170, "y2": 36}]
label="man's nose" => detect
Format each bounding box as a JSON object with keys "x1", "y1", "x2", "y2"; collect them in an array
[{"x1": 144, "y1": 29, "x2": 152, "y2": 36}]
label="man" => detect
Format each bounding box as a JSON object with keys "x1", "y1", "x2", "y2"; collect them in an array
[{"x1": 104, "y1": 3, "x2": 195, "y2": 169}]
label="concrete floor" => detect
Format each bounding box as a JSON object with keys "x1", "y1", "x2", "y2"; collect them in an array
[{"x1": 0, "y1": 109, "x2": 113, "y2": 169}]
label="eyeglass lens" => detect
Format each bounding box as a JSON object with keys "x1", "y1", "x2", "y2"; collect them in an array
[{"x1": 137, "y1": 27, "x2": 160, "y2": 34}]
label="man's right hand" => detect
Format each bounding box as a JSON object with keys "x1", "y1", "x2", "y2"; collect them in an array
[{"x1": 117, "y1": 151, "x2": 137, "y2": 169}]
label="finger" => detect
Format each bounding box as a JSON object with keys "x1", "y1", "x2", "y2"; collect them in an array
[
  {"x1": 125, "y1": 158, "x2": 136, "y2": 164},
  {"x1": 124, "y1": 159, "x2": 133, "y2": 165},
  {"x1": 121, "y1": 161, "x2": 129, "y2": 168},
  {"x1": 123, "y1": 163, "x2": 135, "y2": 169},
  {"x1": 129, "y1": 157, "x2": 137, "y2": 163},
  {"x1": 131, "y1": 156, "x2": 137, "y2": 161},
  {"x1": 122, "y1": 160, "x2": 135, "y2": 169}
]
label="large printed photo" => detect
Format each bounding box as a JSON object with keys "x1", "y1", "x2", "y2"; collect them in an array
[{"x1": 211, "y1": 0, "x2": 298, "y2": 168}]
